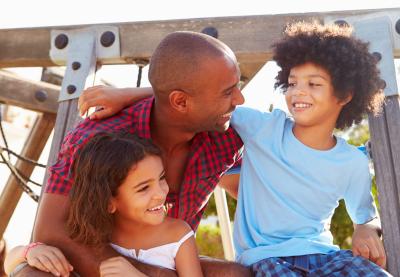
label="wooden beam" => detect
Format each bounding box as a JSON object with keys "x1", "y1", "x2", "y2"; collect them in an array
[
  {"x1": 0, "y1": 70, "x2": 59, "y2": 114},
  {"x1": 0, "y1": 112, "x2": 56, "y2": 239},
  {"x1": 1, "y1": 8, "x2": 399, "y2": 82}
]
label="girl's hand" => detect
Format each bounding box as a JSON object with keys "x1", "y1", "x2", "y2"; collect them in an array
[
  {"x1": 26, "y1": 244, "x2": 73, "y2": 277},
  {"x1": 100, "y1": 256, "x2": 147, "y2": 277}
]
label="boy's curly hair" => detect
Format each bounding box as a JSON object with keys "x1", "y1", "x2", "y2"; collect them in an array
[{"x1": 272, "y1": 21, "x2": 385, "y2": 129}]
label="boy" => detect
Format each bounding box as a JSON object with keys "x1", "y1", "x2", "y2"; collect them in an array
[{"x1": 231, "y1": 22, "x2": 389, "y2": 276}]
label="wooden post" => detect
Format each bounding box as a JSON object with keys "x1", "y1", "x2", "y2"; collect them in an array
[
  {"x1": 0, "y1": 112, "x2": 56, "y2": 238},
  {"x1": 368, "y1": 96, "x2": 400, "y2": 276}
]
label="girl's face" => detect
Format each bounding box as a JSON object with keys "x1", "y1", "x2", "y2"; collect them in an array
[
  {"x1": 109, "y1": 155, "x2": 169, "y2": 227},
  {"x1": 285, "y1": 62, "x2": 350, "y2": 129}
]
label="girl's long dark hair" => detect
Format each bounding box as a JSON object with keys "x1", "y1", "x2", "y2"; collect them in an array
[{"x1": 67, "y1": 131, "x2": 161, "y2": 248}]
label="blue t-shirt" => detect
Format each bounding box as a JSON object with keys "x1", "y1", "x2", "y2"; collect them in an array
[{"x1": 231, "y1": 107, "x2": 377, "y2": 266}]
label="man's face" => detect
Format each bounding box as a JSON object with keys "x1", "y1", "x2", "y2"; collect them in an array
[{"x1": 187, "y1": 55, "x2": 244, "y2": 133}]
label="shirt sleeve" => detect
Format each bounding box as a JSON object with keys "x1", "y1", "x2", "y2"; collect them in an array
[{"x1": 343, "y1": 155, "x2": 377, "y2": 224}]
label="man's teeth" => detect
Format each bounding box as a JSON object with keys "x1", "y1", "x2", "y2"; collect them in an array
[
  {"x1": 148, "y1": 205, "x2": 163, "y2": 211},
  {"x1": 293, "y1": 103, "x2": 312, "y2": 108}
]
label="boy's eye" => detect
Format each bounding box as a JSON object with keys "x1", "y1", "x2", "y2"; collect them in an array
[{"x1": 309, "y1": 82, "x2": 322, "y2": 87}]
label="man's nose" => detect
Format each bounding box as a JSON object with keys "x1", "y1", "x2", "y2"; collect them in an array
[{"x1": 232, "y1": 87, "x2": 245, "y2": 106}]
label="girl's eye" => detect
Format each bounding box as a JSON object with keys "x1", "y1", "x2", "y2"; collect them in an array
[
  {"x1": 288, "y1": 82, "x2": 296, "y2": 87},
  {"x1": 137, "y1": 185, "x2": 149, "y2": 192},
  {"x1": 309, "y1": 82, "x2": 322, "y2": 87},
  {"x1": 160, "y1": 174, "x2": 166, "y2": 181}
]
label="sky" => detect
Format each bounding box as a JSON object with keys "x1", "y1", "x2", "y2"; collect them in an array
[{"x1": 1, "y1": 0, "x2": 400, "y2": 250}]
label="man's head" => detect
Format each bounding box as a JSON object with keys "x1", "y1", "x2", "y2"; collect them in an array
[
  {"x1": 149, "y1": 31, "x2": 244, "y2": 133},
  {"x1": 273, "y1": 21, "x2": 384, "y2": 130}
]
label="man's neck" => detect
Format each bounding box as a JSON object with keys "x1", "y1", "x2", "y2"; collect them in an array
[
  {"x1": 150, "y1": 103, "x2": 195, "y2": 152},
  {"x1": 292, "y1": 123, "x2": 336, "y2": 151}
]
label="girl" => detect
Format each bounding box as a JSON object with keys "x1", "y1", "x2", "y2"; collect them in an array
[{"x1": 5, "y1": 132, "x2": 203, "y2": 277}]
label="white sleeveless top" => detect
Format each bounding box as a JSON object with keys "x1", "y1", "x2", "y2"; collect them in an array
[{"x1": 110, "y1": 230, "x2": 194, "y2": 270}]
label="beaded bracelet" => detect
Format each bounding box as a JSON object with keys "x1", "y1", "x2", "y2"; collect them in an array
[{"x1": 23, "y1": 242, "x2": 44, "y2": 260}]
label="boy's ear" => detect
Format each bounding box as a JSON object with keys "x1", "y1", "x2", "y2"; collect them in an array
[
  {"x1": 108, "y1": 199, "x2": 117, "y2": 214},
  {"x1": 169, "y1": 90, "x2": 189, "y2": 113},
  {"x1": 340, "y1": 92, "x2": 353, "y2": 106}
]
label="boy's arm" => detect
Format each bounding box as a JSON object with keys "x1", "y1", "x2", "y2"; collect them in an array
[
  {"x1": 78, "y1": 86, "x2": 153, "y2": 119},
  {"x1": 33, "y1": 193, "x2": 177, "y2": 276},
  {"x1": 218, "y1": 173, "x2": 240, "y2": 199},
  {"x1": 352, "y1": 218, "x2": 386, "y2": 268}
]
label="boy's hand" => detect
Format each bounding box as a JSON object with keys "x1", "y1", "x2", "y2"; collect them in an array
[
  {"x1": 352, "y1": 223, "x2": 386, "y2": 269},
  {"x1": 78, "y1": 86, "x2": 129, "y2": 120},
  {"x1": 100, "y1": 257, "x2": 147, "y2": 277},
  {"x1": 26, "y1": 244, "x2": 73, "y2": 277}
]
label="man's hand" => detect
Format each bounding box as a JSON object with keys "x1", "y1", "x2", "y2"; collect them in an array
[
  {"x1": 100, "y1": 257, "x2": 147, "y2": 277},
  {"x1": 352, "y1": 221, "x2": 386, "y2": 268}
]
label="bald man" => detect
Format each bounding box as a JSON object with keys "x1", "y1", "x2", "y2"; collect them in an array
[{"x1": 20, "y1": 32, "x2": 250, "y2": 276}]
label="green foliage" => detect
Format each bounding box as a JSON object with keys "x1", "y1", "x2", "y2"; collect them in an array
[{"x1": 196, "y1": 224, "x2": 224, "y2": 259}]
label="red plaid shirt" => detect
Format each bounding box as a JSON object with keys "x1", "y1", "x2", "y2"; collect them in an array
[{"x1": 46, "y1": 97, "x2": 243, "y2": 230}]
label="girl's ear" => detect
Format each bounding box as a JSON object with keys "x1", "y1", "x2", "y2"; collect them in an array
[{"x1": 108, "y1": 199, "x2": 117, "y2": 214}]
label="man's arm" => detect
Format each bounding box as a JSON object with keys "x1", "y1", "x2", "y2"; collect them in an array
[
  {"x1": 218, "y1": 173, "x2": 240, "y2": 199},
  {"x1": 33, "y1": 193, "x2": 177, "y2": 276},
  {"x1": 78, "y1": 86, "x2": 153, "y2": 119}
]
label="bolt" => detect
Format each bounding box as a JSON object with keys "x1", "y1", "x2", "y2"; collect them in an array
[
  {"x1": 396, "y1": 19, "x2": 400, "y2": 35},
  {"x1": 100, "y1": 31, "x2": 115, "y2": 47},
  {"x1": 334, "y1": 20, "x2": 349, "y2": 27},
  {"x1": 72, "y1": 62, "x2": 81, "y2": 70},
  {"x1": 67, "y1": 85, "x2": 76, "y2": 94},
  {"x1": 372, "y1": 52, "x2": 382, "y2": 62},
  {"x1": 380, "y1": 79, "x2": 387, "y2": 90},
  {"x1": 54, "y1": 34, "x2": 69, "y2": 49},
  {"x1": 34, "y1": 90, "x2": 48, "y2": 102},
  {"x1": 201, "y1": 27, "x2": 219, "y2": 39}
]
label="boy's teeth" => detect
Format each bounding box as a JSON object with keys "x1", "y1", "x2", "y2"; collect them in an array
[{"x1": 294, "y1": 103, "x2": 311, "y2": 108}]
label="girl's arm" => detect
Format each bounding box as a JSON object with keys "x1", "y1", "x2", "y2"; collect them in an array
[
  {"x1": 78, "y1": 86, "x2": 153, "y2": 120},
  {"x1": 4, "y1": 243, "x2": 73, "y2": 276},
  {"x1": 175, "y1": 235, "x2": 203, "y2": 277}
]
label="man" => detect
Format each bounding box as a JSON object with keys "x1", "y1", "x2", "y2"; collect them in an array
[{"x1": 19, "y1": 31, "x2": 249, "y2": 276}]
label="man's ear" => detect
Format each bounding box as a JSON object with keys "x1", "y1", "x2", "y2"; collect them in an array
[
  {"x1": 169, "y1": 90, "x2": 189, "y2": 113},
  {"x1": 340, "y1": 92, "x2": 353, "y2": 106}
]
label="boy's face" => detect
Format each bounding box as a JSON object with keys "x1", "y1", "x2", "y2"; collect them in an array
[{"x1": 285, "y1": 62, "x2": 347, "y2": 130}]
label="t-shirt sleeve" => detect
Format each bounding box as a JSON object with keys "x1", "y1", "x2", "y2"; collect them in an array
[{"x1": 343, "y1": 155, "x2": 377, "y2": 224}]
